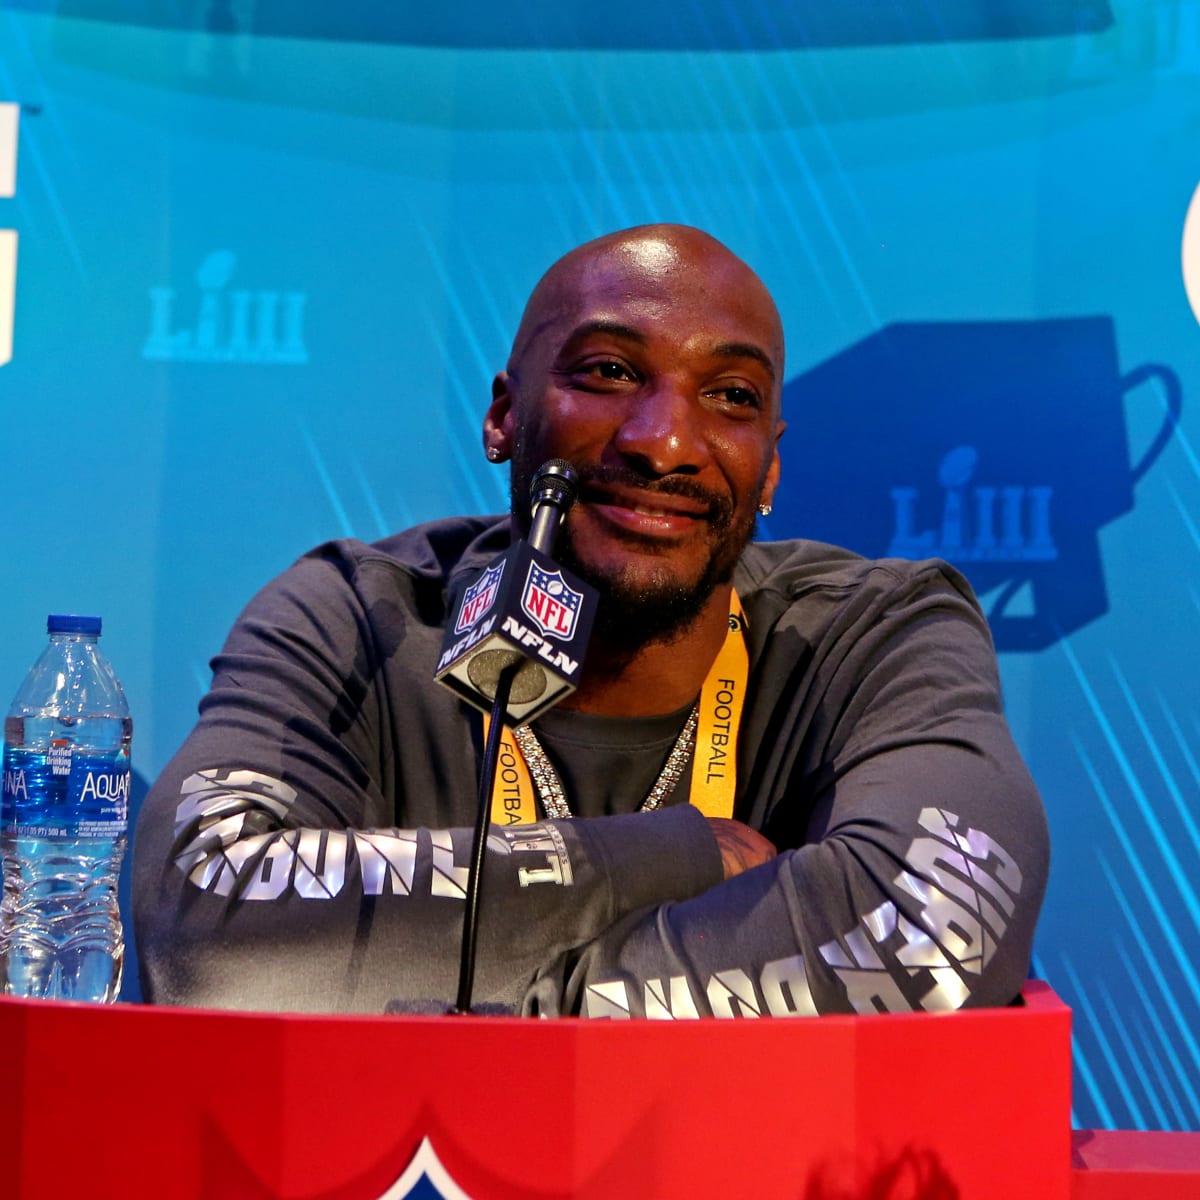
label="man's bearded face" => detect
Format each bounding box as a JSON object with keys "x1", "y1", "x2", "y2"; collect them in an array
[{"x1": 493, "y1": 228, "x2": 785, "y2": 651}]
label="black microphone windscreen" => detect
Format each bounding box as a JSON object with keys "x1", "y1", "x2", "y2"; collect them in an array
[{"x1": 529, "y1": 459, "x2": 578, "y2": 509}]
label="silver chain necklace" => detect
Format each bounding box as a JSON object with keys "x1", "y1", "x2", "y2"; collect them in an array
[{"x1": 511, "y1": 703, "x2": 700, "y2": 820}]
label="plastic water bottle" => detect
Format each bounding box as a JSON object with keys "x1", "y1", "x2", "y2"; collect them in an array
[{"x1": 1, "y1": 615, "x2": 131, "y2": 1002}]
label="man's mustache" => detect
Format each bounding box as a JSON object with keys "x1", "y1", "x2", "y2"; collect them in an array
[{"x1": 572, "y1": 464, "x2": 735, "y2": 525}]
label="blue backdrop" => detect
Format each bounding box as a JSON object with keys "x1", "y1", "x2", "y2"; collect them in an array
[{"x1": 2, "y1": 0, "x2": 1199, "y2": 1132}]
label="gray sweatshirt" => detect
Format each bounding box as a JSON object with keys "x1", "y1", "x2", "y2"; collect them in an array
[{"x1": 133, "y1": 516, "x2": 1048, "y2": 1017}]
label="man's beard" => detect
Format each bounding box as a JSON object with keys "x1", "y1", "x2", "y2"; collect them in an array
[{"x1": 511, "y1": 459, "x2": 757, "y2": 654}]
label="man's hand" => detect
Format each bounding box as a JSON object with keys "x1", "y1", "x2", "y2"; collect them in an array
[{"x1": 706, "y1": 818, "x2": 778, "y2": 880}]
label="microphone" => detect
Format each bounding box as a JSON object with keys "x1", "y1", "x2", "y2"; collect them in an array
[
  {"x1": 527, "y1": 458, "x2": 578, "y2": 555},
  {"x1": 434, "y1": 460, "x2": 597, "y2": 725},
  {"x1": 448, "y1": 461, "x2": 593, "y2": 1013}
]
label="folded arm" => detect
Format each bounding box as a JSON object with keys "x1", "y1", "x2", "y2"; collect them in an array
[
  {"x1": 132, "y1": 546, "x2": 725, "y2": 1013},
  {"x1": 523, "y1": 563, "x2": 1050, "y2": 1018}
]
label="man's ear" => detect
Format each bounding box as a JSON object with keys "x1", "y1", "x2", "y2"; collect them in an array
[
  {"x1": 762, "y1": 418, "x2": 786, "y2": 506},
  {"x1": 483, "y1": 372, "x2": 516, "y2": 461}
]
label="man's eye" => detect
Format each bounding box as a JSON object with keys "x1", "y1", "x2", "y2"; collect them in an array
[
  {"x1": 590, "y1": 361, "x2": 634, "y2": 381},
  {"x1": 711, "y1": 386, "x2": 761, "y2": 410},
  {"x1": 556, "y1": 359, "x2": 637, "y2": 387}
]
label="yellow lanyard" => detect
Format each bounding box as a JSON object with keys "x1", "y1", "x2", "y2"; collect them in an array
[{"x1": 486, "y1": 590, "x2": 749, "y2": 825}]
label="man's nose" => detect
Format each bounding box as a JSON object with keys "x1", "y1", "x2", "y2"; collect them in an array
[{"x1": 612, "y1": 382, "x2": 708, "y2": 477}]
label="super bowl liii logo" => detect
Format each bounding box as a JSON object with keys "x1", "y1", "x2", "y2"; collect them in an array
[
  {"x1": 887, "y1": 445, "x2": 1057, "y2": 564},
  {"x1": 143, "y1": 249, "x2": 307, "y2": 364},
  {"x1": 0, "y1": 102, "x2": 18, "y2": 367}
]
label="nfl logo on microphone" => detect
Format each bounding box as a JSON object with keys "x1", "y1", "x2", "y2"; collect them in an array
[
  {"x1": 435, "y1": 543, "x2": 597, "y2": 724},
  {"x1": 522, "y1": 563, "x2": 583, "y2": 641},
  {"x1": 455, "y1": 561, "x2": 504, "y2": 634}
]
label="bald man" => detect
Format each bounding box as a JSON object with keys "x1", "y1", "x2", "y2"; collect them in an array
[{"x1": 134, "y1": 225, "x2": 1048, "y2": 1017}]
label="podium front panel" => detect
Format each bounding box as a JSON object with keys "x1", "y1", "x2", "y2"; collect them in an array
[{"x1": 0, "y1": 983, "x2": 1071, "y2": 1199}]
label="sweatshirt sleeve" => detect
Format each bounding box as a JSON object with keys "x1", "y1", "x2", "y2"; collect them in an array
[
  {"x1": 132, "y1": 547, "x2": 723, "y2": 1014},
  {"x1": 522, "y1": 562, "x2": 1050, "y2": 1019}
]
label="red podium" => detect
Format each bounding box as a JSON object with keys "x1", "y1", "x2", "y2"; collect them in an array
[{"x1": 0, "y1": 982, "x2": 1073, "y2": 1199}]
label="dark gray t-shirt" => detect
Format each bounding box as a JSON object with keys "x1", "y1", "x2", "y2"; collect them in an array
[{"x1": 533, "y1": 703, "x2": 696, "y2": 818}]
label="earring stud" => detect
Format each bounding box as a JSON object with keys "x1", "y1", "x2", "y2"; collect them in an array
[
  {"x1": 757, "y1": 502, "x2": 772, "y2": 517},
  {"x1": 487, "y1": 447, "x2": 502, "y2": 462}
]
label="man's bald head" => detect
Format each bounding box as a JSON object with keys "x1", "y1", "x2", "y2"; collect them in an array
[{"x1": 508, "y1": 224, "x2": 785, "y2": 413}]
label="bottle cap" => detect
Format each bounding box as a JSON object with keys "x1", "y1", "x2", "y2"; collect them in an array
[{"x1": 47, "y1": 614, "x2": 102, "y2": 636}]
